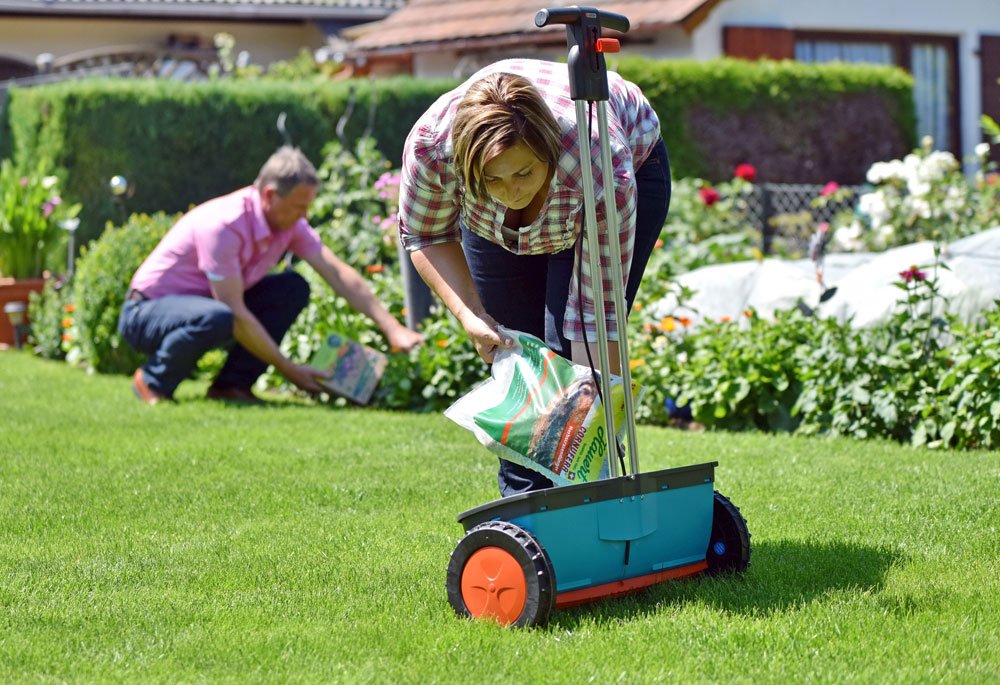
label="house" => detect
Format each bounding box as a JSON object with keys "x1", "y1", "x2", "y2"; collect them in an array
[
  {"x1": 0, "y1": 0, "x2": 403, "y2": 81},
  {"x1": 345, "y1": 0, "x2": 1000, "y2": 164}
]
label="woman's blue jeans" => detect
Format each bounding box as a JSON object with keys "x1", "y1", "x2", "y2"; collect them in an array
[
  {"x1": 461, "y1": 138, "x2": 672, "y2": 496},
  {"x1": 117, "y1": 270, "x2": 310, "y2": 398}
]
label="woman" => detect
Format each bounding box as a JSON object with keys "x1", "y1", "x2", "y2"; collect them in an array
[{"x1": 399, "y1": 59, "x2": 670, "y2": 495}]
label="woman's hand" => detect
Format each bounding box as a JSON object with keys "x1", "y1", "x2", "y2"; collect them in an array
[{"x1": 459, "y1": 310, "x2": 512, "y2": 364}]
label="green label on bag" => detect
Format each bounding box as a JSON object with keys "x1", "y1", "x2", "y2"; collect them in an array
[{"x1": 472, "y1": 333, "x2": 578, "y2": 456}]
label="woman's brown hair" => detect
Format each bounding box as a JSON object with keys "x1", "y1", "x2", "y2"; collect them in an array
[{"x1": 452, "y1": 72, "x2": 562, "y2": 201}]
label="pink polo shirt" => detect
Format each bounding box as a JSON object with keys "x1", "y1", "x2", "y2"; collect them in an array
[{"x1": 130, "y1": 186, "x2": 323, "y2": 299}]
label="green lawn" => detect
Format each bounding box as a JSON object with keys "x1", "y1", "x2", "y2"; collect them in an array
[{"x1": 1, "y1": 353, "x2": 997, "y2": 683}]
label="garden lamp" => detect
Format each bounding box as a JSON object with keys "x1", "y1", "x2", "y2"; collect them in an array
[
  {"x1": 60, "y1": 217, "x2": 80, "y2": 277},
  {"x1": 109, "y1": 175, "x2": 130, "y2": 197},
  {"x1": 3, "y1": 301, "x2": 26, "y2": 349},
  {"x1": 109, "y1": 175, "x2": 134, "y2": 224}
]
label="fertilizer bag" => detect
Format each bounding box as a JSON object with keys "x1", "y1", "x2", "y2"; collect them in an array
[{"x1": 445, "y1": 328, "x2": 635, "y2": 486}]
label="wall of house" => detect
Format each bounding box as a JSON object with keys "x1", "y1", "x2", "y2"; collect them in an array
[
  {"x1": 0, "y1": 17, "x2": 326, "y2": 71},
  {"x1": 692, "y1": 0, "x2": 1000, "y2": 163}
]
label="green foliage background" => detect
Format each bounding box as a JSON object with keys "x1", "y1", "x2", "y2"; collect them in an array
[
  {"x1": 1, "y1": 58, "x2": 914, "y2": 248},
  {"x1": 1, "y1": 76, "x2": 451, "y2": 246}
]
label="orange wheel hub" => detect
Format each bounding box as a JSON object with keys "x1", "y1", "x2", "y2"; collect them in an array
[{"x1": 460, "y1": 546, "x2": 527, "y2": 625}]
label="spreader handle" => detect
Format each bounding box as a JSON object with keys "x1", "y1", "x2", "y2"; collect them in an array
[{"x1": 534, "y1": 6, "x2": 629, "y2": 33}]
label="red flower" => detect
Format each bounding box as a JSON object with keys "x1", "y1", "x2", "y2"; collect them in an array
[
  {"x1": 699, "y1": 186, "x2": 721, "y2": 206},
  {"x1": 820, "y1": 181, "x2": 840, "y2": 197},
  {"x1": 365, "y1": 264, "x2": 384, "y2": 274},
  {"x1": 734, "y1": 163, "x2": 757, "y2": 182},
  {"x1": 899, "y1": 265, "x2": 927, "y2": 283}
]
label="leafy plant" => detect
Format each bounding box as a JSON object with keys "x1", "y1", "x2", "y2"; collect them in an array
[
  {"x1": 0, "y1": 158, "x2": 80, "y2": 279},
  {"x1": 308, "y1": 137, "x2": 400, "y2": 270},
  {"x1": 71, "y1": 212, "x2": 176, "y2": 373},
  {"x1": 26, "y1": 277, "x2": 73, "y2": 360},
  {"x1": 648, "y1": 172, "x2": 761, "y2": 281}
]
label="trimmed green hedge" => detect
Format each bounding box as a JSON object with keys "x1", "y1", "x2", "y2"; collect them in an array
[
  {"x1": 614, "y1": 57, "x2": 916, "y2": 185},
  {"x1": 2, "y1": 58, "x2": 913, "y2": 246},
  {"x1": 3, "y1": 77, "x2": 452, "y2": 246}
]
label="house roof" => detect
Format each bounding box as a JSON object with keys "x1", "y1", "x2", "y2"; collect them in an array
[
  {"x1": 0, "y1": 0, "x2": 403, "y2": 21},
  {"x1": 346, "y1": 0, "x2": 719, "y2": 55}
]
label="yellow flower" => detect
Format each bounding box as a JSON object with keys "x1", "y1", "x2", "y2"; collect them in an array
[
  {"x1": 629, "y1": 358, "x2": 646, "y2": 370},
  {"x1": 436, "y1": 339, "x2": 448, "y2": 348},
  {"x1": 658, "y1": 316, "x2": 677, "y2": 332}
]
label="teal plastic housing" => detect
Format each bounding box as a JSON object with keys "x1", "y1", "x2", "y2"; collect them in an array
[{"x1": 458, "y1": 462, "x2": 717, "y2": 592}]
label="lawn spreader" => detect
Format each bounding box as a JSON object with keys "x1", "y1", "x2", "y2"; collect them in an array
[{"x1": 445, "y1": 6, "x2": 751, "y2": 628}]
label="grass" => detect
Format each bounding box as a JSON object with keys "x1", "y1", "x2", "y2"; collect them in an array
[{"x1": 1, "y1": 352, "x2": 998, "y2": 683}]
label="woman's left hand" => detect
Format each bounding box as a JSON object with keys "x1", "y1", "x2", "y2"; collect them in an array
[{"x1": 460, "y1": 310, "x2": 512, "y2": 364}]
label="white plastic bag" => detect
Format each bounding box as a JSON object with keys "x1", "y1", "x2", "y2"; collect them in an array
[{"x1": 445, "y1": 327, "x2": 636, "y2": 486}]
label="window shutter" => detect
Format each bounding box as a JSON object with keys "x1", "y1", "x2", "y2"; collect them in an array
[{"x1": 724, "y1": 26, "x2": 795, "y2": 60}]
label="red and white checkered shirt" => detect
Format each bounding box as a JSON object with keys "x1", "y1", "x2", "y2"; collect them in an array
[{"x1": 398, "y1": 59, "x2": 660, "y2": 342}]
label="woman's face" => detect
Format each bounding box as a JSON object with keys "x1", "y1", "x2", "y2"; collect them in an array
[{"x1": 481, "y1": 142, "x2": 550, "y2": 210}]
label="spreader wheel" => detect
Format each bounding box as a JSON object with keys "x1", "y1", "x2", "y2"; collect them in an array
[
  {"x1": 706, "y1": 491, "x2": 751, "y2": 575},
  {"x1": 446, "y1": 521, "x2": 555, "y2": 627}
]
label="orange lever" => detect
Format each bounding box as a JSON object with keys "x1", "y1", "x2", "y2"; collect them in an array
[{"x1": 596, "y1": 38, "x2": 620, "y2": 53}]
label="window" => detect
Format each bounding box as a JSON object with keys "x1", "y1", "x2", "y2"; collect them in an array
[{"x1": 794, "y1": 32, "x2": 959, "y2": 152}]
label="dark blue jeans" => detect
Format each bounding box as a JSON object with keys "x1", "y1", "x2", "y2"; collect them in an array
[
  {"x1": 462, "y1": 138, "x2": 672, "y2": 496},
  {"x1": 118, "y1": 270, "x2": 310, "y2": 398}
]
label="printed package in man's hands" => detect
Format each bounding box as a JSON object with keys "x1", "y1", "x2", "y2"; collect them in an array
[
  {"x1": 310, "y1": 333, "x2": 388, "y2": 405},
  {"x1": 445, "y1": 328, "x2": 636, "y2": 486}
]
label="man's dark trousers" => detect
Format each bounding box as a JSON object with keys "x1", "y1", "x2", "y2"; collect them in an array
[{"x1": 118, "y1": 270, "x2": 310, "y2": 398}]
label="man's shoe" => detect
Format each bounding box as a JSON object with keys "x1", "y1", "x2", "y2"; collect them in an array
[
  {"x1": 206, "y1": 384, "x2": 265, "y2": 405},
  {"x1": 132, "y1": 368, "x2": 167, "y2": 405}
]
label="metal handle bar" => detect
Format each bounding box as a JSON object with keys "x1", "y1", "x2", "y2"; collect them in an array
[{"x1": 534, "y1": 6, "x2": 630, "y2": 33}]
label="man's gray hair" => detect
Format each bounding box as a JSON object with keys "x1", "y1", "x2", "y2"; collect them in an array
[{"x1": 255, "y1": 146, "x2": 319, "y2": 196}]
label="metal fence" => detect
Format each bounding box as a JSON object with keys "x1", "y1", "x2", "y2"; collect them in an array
[{"x1": 745, "y1": 182, "x2": 863, "y2": 255}]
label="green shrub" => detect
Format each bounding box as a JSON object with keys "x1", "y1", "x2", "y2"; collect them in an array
[
  {"x1": 308, "y1": 137, "x2": 400, "y2": 270},
  {"x1": 27, "y1": 277, "x2": 72, "y2": 360},
  {"x1": 644, "y1": 308, "x2": 810, "y2": 432},
  {"x1": 4, "y1": 76, "x2": 453, "y2": 246},
  {"x1": 911, "y1": 305, "x2": 1000, "y2": 449},
  {"x1": 71, "y1": 212, "x2": 176, "y2": 373},
  {"x1": 3, "y1": 59, "x2": 913, "y2": 248}
]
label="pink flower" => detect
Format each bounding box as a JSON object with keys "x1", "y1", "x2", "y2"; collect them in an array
[
  {"x1": 734, "y1": 163, "x2": 757, "y2": 182},
  {"x1": 899, "y1": 265, "x2": 927, "y2": 283},
  {"x1": 820, "y1": 181, "x2": 840, "y2": 197},
  {"x1": 699, "y1": 186, "x2": 721, "y2": 206},
  {"x1": 19, "y1": 177, "x2": 28, "y2": 187},
  {"x1": 818, "y1": 222, "x2": 830, "y2": 234}
]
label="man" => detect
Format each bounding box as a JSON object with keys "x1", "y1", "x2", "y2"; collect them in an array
[{"x1": 119, "y1": 146, "x2": 422, "y2": 405}]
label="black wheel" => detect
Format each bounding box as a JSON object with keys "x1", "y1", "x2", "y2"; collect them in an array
[
  {"x1": 706, "y1": 491, "x2": 751, "y2": 575},
  {"x1": 446, "y1": 521, "x2": 556, "y2": 627}
]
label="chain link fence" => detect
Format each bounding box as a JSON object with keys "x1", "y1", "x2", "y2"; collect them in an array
[{"x1": 745, "y1": 183, "x2": 864, "y2": 255}]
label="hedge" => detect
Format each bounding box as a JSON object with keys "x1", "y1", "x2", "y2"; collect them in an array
[
  {"x1": 1, "y1": 58, "x2": 914, "y2": 247},
  {"x1": 613, "y1": 57, "x2": 916, "y2": 186},
  {"x1": 2, "y1": 76, "x2": 452, "y2": 246}
]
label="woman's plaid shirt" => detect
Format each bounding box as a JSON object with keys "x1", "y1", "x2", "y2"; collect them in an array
[{"x1": 398, "y1": 59, "x2": 660, "y2": 342}]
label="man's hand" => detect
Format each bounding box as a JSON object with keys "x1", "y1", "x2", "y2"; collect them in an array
[
  {"x1": 386, "y1": 325, "x2": 424, "y2": 353},
  {"x1": 283, "y1": 362, "x2": 328, "y2": 394},
  {"x1": 459, "y1": 310, "x2": 512, "y2": 364}
]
